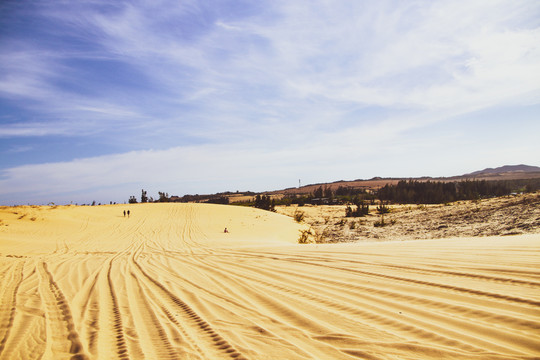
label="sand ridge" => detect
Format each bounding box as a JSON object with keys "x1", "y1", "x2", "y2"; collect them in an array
[{"x1": 0, "y1": 203, "x2": 539, "y2": 359}]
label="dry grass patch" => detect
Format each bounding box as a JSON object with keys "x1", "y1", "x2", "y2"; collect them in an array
[{"x1": 276, "y1": 192, "x2": 540, "y2": 242}]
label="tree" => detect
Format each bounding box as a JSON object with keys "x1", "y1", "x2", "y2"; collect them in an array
[
  {"x1": 141, "y1": 189, "x2": 148, "y2": 203},
  {"x1": 323, "y1": 186, "x2": 333, "y2": 200},
  {"x1": 206, "y1": 196, "x2": 229, "y2": 204},
  {"x1": 254, "y1": 194, "x2": 275, "y2": 211},
  {"x1": 377, "y1": 200, "x2": 390, "y2": 214},
  {"x1": 345, "y1": 199, "x2": 369, "y2": 217},
  {"x1": 313, "y1": 186, "x2": 324, "y2": 199},
  {"x1": 158, "y1": 192, "x2": 169, "y2": 202},
  {"x1": 129, "y1": 196, "x2": 138, "y2": 204}
]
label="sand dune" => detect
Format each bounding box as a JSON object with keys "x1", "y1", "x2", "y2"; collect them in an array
[{"x1": 0, "y1": 203, "x2": 539, "y2": 360}]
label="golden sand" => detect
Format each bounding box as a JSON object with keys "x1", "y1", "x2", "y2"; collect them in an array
[{"x1": 0, "y1": 203, "x2": 539, "y2": 359}]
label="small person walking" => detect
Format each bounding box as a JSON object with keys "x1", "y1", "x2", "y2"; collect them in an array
[
  {"x1": 123, "y1": 210, "x2": 126, "y2": 217},
  {"x1": 127, "y1": 210, "x2": 130, "y2": 218}
]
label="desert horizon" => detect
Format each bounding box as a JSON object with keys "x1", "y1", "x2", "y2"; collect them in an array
[
  {"x1": 3, "y1": 1, "x2": 540, "y2": 358},
  {"x1": 1, "y1": 201, "x2": 539, "y2": 359}
]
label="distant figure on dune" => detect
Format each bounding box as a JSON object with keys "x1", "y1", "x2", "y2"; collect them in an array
[
  {"x1": 123, "y1": 210, "x2": 126, "y2": 217},
  {"x1": 127, "y1": 210, "x2": 130, "y2": 218},
  {"x1": 224, "y1": 227, "x2": 228, "y2": 233}
]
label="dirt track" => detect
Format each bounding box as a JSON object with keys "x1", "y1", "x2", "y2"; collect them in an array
[{"x1": 1, "y1": 203, "x2": 539, "y2": 359}]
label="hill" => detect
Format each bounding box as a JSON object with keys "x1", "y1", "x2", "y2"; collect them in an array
[
  {"x1": 273, "y1": 164, "x2": 540, "y2": 196},
  {"x1": 461, "y1": 164, "x2": 540, "y2": 178},
  {"x1": 0, "y1": 203, "x2": 307, "y2": 255},
  {"x1": 141, "y1": 164, "x2": 540, "y2": 203}
]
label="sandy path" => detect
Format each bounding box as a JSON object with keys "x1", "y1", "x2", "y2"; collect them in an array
[{"x1": 0, "y1": 203, "x2": 539, "y2": 359}]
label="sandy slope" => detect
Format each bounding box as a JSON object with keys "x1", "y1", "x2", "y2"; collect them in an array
[
  {"x1": 276, "y1": 192, "x2": 540, "y2": 242},
  {"x1": 0, "y1": 203, "x2": 539, "y2": 360}
]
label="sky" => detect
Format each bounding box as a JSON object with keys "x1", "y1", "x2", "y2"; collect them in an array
[{"x1": 1, "y1": 0, "x2": 539, "y2": 205}]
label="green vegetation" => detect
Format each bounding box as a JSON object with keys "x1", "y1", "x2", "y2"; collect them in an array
[
  {"x1": 293, "y1": 209, "x2": 305, "y2": 223},
  {"x1": 377, "y1": 179, "x2": 540, "y2": 204},
  {"x1": 141, "y1": 189, "x2": 148, "y2": 203},
  {"x1": 254, "y1": 195, "x2": 275, "y2": 212},
  {"x1": 376, "y1": 200, "x2": 390, "y2": 214},
  {"x1": 128, "y1": 178, "x2": 540, "y2": 207},
  {"x1": 298, "y1": 229, "x2": 313, "y2": 244},
  {"x1": 345, "y1": 199, "x2": 369, "y2": 217}
]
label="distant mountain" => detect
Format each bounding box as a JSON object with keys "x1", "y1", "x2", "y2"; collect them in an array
[
  {"x1": 171, "y1": 164, "x2": 540, "y2": 201},
  {"x1": 274, "y1": 164, "x2": 540, "y2": 195},
  {"x1": 463, "y1": 164, "x2": 540, "y2": 177}
]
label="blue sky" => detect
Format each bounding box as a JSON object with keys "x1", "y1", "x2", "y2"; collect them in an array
[{"x1": 1, "y1": 0, "x2": 539, "y2": 205}]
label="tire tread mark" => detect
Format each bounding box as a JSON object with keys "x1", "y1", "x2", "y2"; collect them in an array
[
  {"x1": 105, "y1": 260, "x2": 130, "y2": 359},
  {"x1": 132, "y1": 258, "x2": 247, "y2": 359},
  {"x1": 202, "y1": 258, "x2": 503, "y2": 354},
  {"x1": 0, "y1": 260, "x2": 24, "y2": 356},
  {"x1": 37, "y1": 262, "x2": 88, "y2": 360},
  {"x1": 375, "y1": 263, "x2": 540, "y2": 288},
  {"x1": 238, "y1": 260, "x2": 540, "y2": 332},
  {"x1": 131, "y1": 272, "x2": 186, "y2": 359},
  {"x1": 272, "y1": 257, "x2": 540, "y2": 307}
]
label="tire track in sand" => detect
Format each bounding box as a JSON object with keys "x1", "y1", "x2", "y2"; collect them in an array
[
  {"x1": 131, "y1": 253, "x2": 247, "y2": 360},
  {"x1": 0, "y1": 260, "x2": 24, "y2": 357},
  {"x1": 107, "y1": 237, "x2": 183, "y2": 360},
  {"x1": 190, "y1": 255, "x2": 489, "y2": 355},
  {"x1": 0, "y1": 265, "x2": 45, "y2": 360},
  {"x1": 95, "y1": 257, "x2": 130, "y2": 360},
  {"x1": 373, "y1": 263, "x2": 540, "y2": 289},
  {"x1": 71, "y1": 264, "x2": 101, "y2": 357},
  {"x1": 232, "y1": 258, "x2": 540, "y2": 331},
  {"x1": 233, "y1": 252, "x2": 540, "y2": 308},
  {"x1": 144, "y1": 254, "x2": 356, "y2": 359},
  {"x1": 37, "y1": 261, "x2": 87, "y2": 360},
  {"x1": 201, "y1": 255, "x2": 539, "y2": 356},
  {"x1": 126, "y1": 269, "x2": 195, "y2": 359}
]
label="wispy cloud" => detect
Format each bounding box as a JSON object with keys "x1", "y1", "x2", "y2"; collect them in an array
[
  {"x1": 0, "y1": 142, "x2": 320, "y2": 204},
  {"x1": 1, "y1": 0, "x2": 539, "y2": 204},
  {"x1": 5, "y1": 145, "x2": 33, "y2": 154},
  {"x1": 4, "y1": 0, "x2": 538, "y2": 134},
  {"x1": 0, "y1": 122, "x2": 74, "y2": 137}
]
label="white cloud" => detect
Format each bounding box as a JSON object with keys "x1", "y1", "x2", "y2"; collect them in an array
[
  {"x1": 0, "y1": 143, "x2": 298, "y2": 204},
  {"x1": 5, "y1": 145, "x2": 33, "y2": 154},
  {"x1": 1, "y1": 0, "x2": 539, "y2": 204},
  {"x1": 5, "y1": 0, "x2": 539, "y2": 135},
  {"x1": 0, "y1": 122, "x2": 75, "y2": 137},
  {"x1": 263, "y1": 0, "x2": 540, "y2": 113}
]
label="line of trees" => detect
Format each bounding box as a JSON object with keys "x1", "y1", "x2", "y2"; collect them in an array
[
  {"x1": 128, "y1": 189, "x2": 231, "y2": 204},
  {"x1": 130, "y1": 189, "x2": 156, "y2": 203},
  {"x1": 128, "y1": 178, "x2": 540, "y2": 207},
  {"x1": 262, "y1": 186, "x2": 375, "y2": 207},
  {"x1": 254, "y1": 194, "x2": 275, "y2": 211},
  {"x1": 345, "y1": 199, "x2": 369, "y2": 217},
  {"x1": 377, "y1": 179, "x2": 540, "y2": 204}
]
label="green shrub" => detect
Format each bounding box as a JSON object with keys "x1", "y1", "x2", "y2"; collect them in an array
[
  {"x1": 374, "y1": 216, "x2": 395, "y2": 227},
  {"x1": 345, "y1": 200, "x2": 369, "y2": 217},
  {"x1": 298, "y1": 229, "x2": 313, "y2": 244},
  {"x1": 377, "y1": 201, "x2": 390, "y2": 214},
  {"x1": 293, "y1": 209, "x2": 305, "y2": 223}
]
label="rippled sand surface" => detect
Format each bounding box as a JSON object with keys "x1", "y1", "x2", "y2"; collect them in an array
[{"x1": 1, "y1": 203, "x2": 539, "y2": 359}]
